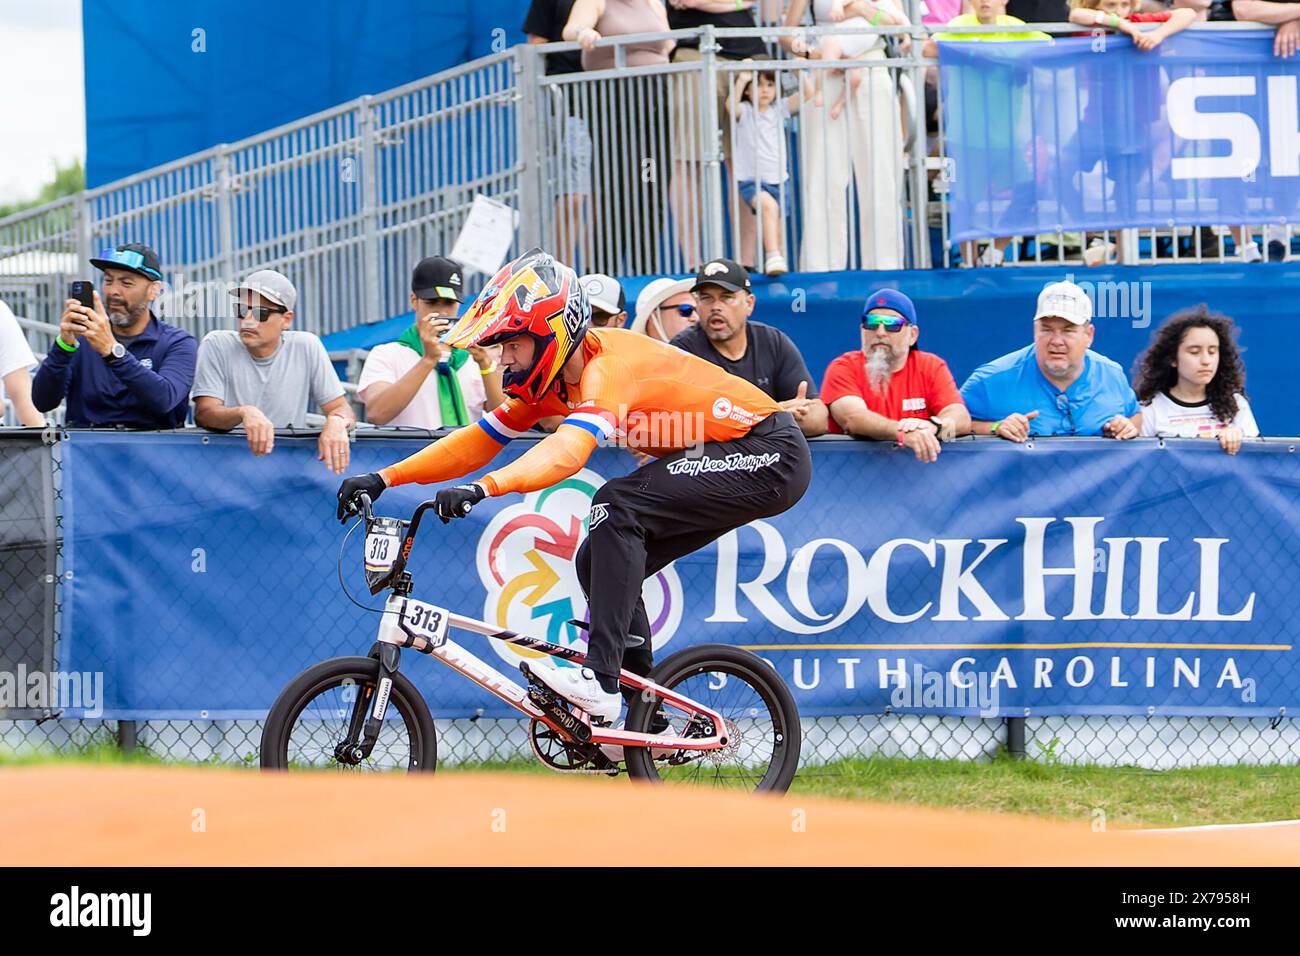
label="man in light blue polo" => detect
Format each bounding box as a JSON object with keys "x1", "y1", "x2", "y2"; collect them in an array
[{"x1": 960, "y1": 280, "x2": 1141, "y2": 441}]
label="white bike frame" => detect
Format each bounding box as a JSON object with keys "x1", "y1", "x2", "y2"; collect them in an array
[{"x1": 373, "y1": 593, "x2": 729, "y2": 754}]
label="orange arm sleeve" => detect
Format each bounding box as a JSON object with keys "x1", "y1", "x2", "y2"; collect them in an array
[
  {"x1": 479, "y1": 425, "x2": 599, "y2": 496},
  {"x1": 380, "y1": 424, "x2": 505, "y2": 487}
]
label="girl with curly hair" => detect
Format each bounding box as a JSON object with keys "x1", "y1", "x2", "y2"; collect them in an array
[{"x1": 1133, "y1": 306, "x2": 1258, "y2": 455}]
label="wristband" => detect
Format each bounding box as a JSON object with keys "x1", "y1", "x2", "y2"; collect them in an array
[
  {"x1": 1109, "y1": 14, "x2": 1120, "y2": 27},
  {"x1": 56, "y1": 335, "x2": 79, "y2": 352},
  {"x1": 990, "y1": 420, "x2": 1001, "y2": 435},
  {"x1": 479, "y1": 362, "x2": 499, "y2": 375},
  {"x1": 870, "y1": 10, "x2": 883, "y2": 25},
  {"x1": 1093, "y1": 9, "x2": 1106, "y2": 25},
  {"x1": 896, "y1": 426, "x2": 906, "y2": 448}
]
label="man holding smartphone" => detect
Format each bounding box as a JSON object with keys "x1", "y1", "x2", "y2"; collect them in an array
[
  {"x1": 32, "y1": 243, "x2": 197, "y2": 428},
  {"x1": 357, "y1": 256, "x2": 504, "y2": 429}
]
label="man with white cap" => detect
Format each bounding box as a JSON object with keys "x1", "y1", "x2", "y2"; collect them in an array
[
  {"x1": 630, "y1": 276, "x2": 697, "y2": 343},
  {"x1": 192, "y1": 268, "x2": 355, "y2": 472},
  {"x1": 960, "y1": 280, "x2": 1141, "y2": 440},
  {"x1": 579, "y1": 273, "x2": 627, "y2": 328}
]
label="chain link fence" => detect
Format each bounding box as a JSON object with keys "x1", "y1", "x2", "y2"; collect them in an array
[
  {"x1": 4, "y1": 431, "x2": 1299, "y2": 773},
  {"x1": 5, "y1": 712, "x2": 1299, "y2": 771}
]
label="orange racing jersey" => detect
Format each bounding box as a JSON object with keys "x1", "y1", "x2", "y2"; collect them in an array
[{"x1": 380, "y1": 328, "x2": 782, "y2": 496}]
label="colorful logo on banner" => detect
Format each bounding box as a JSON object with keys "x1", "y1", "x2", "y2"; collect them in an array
[{"x1": 473, "y1": 467, "x2": 682, "y2": 670}]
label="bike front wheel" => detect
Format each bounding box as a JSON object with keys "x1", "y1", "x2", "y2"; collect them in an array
[
  {"x1": 260, "y1": 656, "x2": 437, "y2": 773},
  {"x1": 623, "y1": 644, "x2": 800, "y2": 794}
]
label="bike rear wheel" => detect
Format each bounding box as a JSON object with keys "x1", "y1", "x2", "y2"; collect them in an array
[
  {"x1": 260, "y1": 656, "x2": 437, "y2": 773},
  {"x1": 623, "y1": 644, "x2": 800, "y2": 794}
]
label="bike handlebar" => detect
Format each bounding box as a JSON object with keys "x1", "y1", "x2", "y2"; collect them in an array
[{"x1": 350, "y1": 492, "x2": 471, "y2": 587}]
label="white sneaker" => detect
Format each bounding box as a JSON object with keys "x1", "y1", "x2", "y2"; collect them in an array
[
  {"x1": 1241, "y1": 240, "x2": 1263, "y2": 263},
  {"x1": 600, "y1": 720, "x2": 679, "y2": 764},
  {"x1": 532, "y1": 665, "x2": 622, "y2": 722},
  {"x1": 763, "y1": 252, "x2": 789, "y2": 276},
  {"x1": 978, "y1": 245, "x2": 1005, "y2": 267}
]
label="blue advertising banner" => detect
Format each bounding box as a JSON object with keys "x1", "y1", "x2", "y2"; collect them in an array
[
  {"x1": 939, "y1": 31, "x2": 1300, "y2": 241},
  {"x1": 60, "y1": 432, "x2": 1299, "y2": 720}
]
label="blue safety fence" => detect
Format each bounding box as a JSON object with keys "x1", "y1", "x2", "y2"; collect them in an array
[
  {"x1": 939, "y1": 31, "x2": 1300, "y2": 241},
  {"x1": 49, "y1": 430, "x2": 1300, "y2": 725}
]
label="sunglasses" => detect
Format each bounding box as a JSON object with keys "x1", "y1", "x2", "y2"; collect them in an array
[
  {"x1": 236, "y1": 303, "x2": 285, "y2": 323},
  {"x1": 98, "y1": 248, "x2": 162, "y2": 280},
  {"x1": 590, "y1": 310, "x2": 623, "y2": 328},
  {"x1": 862, "y1": 313, "x2": 909, "y2": 333},
  {"x1": 659, "y1": 303, "x2": 697, "y2": 318},
  {"x1": 1054, "y1": 393, "x2": 1078, "y2": 436}
]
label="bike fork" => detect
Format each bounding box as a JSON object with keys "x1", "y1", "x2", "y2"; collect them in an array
[{"x1": 337, "y1": 642, "x2": 402, "y2": 764}]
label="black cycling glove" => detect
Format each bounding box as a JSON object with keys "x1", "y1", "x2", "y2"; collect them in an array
[
  {"x1": 434, "y1": 483, "x2": 486, "y2": 523},
  {"x1": 336, "y1": 473, "x2": 387, "y2": 523}
]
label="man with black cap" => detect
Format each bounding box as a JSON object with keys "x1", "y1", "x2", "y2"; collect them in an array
[
  {"x1": 193, "y1": 268, "x2": 355, "y2": 473},
  {"x1": 33, "y1": 243, "x2": 197, "y2": 428},
  {"x1": 820, "y1": 288, "x2": 970, "y2": 464},
  {"x1": 670, "y1": 258, "x2": 827, "y2": 437},
  {"x1": 357, "y1": 256, "x2": 504, "y2": 430}
]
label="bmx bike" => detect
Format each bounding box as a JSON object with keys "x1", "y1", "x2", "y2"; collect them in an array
[{"x1": 259, "y1": 493, "x2": 802, "y2": 793}]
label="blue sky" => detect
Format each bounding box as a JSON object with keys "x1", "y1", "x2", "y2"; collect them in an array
[{"x1": 0, "y1": 0, "x2": 84, "y2": 205}]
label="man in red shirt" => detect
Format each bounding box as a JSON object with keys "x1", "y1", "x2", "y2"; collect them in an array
[{"x1": 820, "y1": 289, "x2": 970, "y2": 463}]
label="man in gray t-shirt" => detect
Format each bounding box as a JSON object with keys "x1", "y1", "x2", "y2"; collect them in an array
[{"x1": 192, "y1": 269, "x2": 355, "y2": 473}]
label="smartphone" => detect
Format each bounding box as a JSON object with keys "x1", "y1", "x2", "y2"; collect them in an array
[{"x1": 69, "y1": 281, "x2": 95, "y2": 309}]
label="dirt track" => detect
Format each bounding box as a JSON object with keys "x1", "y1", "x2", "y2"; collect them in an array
[{"x1": 2, "y1": 766, "x2": 1295, "y2": 866}]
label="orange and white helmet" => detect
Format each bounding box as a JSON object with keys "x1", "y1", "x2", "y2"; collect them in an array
[{"x1": 443, "y1": 248, "x2": 590, "y2": 404}]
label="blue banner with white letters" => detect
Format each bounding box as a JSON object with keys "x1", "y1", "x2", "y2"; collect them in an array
[
  {"x1": 938, "y1": 31, "x2": 1300, "y2": 241},
  {"x1": 59, "y1": 431, "x2": 1299, "y2": 719}
]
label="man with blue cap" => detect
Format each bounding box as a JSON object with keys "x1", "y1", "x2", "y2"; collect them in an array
[
  {"x1": 820, "y1": 288, "x2": 970, "y2": 463},
  {"x1": 33, "y1": 242, "x2": 196, "y2": 428}
]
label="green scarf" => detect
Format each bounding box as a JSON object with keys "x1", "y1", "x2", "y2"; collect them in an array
[{"x1": 396, "y1": 323, "x2": 471, "y2": 427}]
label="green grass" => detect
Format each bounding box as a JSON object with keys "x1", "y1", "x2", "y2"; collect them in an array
[
  {"x1": 0, "y1": 740, "x2": 170, "y2": 767},
  {"x1": 6, "y1": 745, "x2": 1296, "y2": 827},
  {"x1": 790, "y1": 754, "x2": 1300, "y2": 828}
]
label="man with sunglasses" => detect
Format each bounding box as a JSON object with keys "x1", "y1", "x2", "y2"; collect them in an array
[
  {"x1": 192, "y1": 269, "x2": 355, "y2": 472},
  {"x1": 630, "y1": 276, "x2": 697, "y2": 343},
  {"x1": 820, "y1": 289, "x2": 970, "y2": 464},
  {"x1": 960, "y1": 280, "x2": 1141, "y2": 441},
  {"x1": 32, "y1": 243, "x2": 197, "y2": 428},
  {"x1": 670, "y1": 259, "x2": 827, "y2": 437}
]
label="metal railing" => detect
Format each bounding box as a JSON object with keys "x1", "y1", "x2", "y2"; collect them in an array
[
  {"x1": 0, "y1": 22, "x2": 1290, "y2": 349},
  {"x1": 0, "y1": 51, "x2": 521, "y2": 343}
]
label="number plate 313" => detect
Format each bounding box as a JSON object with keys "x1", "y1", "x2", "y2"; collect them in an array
[{"x1": 400, "y1": 598, "x2": 450, "y2": 649}]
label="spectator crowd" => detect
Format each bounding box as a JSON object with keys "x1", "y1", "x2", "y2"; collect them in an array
[
  {"x1": 0, "y1": 2, "x2": 1279, "y2": 456},
  {"x1": 521, "y1": 0, "x2": 1299, "y2": 275},
  {"x1": 0, "y1": 244, "x2": 1264, "y2": 464}
]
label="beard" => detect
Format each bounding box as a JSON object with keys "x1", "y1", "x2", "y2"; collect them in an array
[
  {"x1": 108, "y1": 299, "x2": 148, "y2": 328},
  {"x1": 703, "y1": 321, "x2": 737, "y2": 344},
  {"x1": 865, "y1": 346, "x2": 894, "y2": 392}
]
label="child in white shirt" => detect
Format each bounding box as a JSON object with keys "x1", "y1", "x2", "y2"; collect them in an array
[
  {"x1": 727, "y1": 70, "x2": 802, "y2": 276},
  {"x1": 1133, "y1": 306, "x2": 1258, "y2": 455}
]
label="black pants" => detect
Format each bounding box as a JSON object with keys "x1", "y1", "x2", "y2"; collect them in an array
[{"x1": 575, "y1": 412, "x2": 812, "y2": 691}]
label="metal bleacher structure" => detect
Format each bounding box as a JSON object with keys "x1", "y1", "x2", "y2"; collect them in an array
[{"x1": 1, "y1": 22, "x2": 1288, "y2": 391}]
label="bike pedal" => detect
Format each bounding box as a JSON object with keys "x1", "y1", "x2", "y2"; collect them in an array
[{"x1": 520, "y1": 663, "x2": 592, "y2": 744}]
